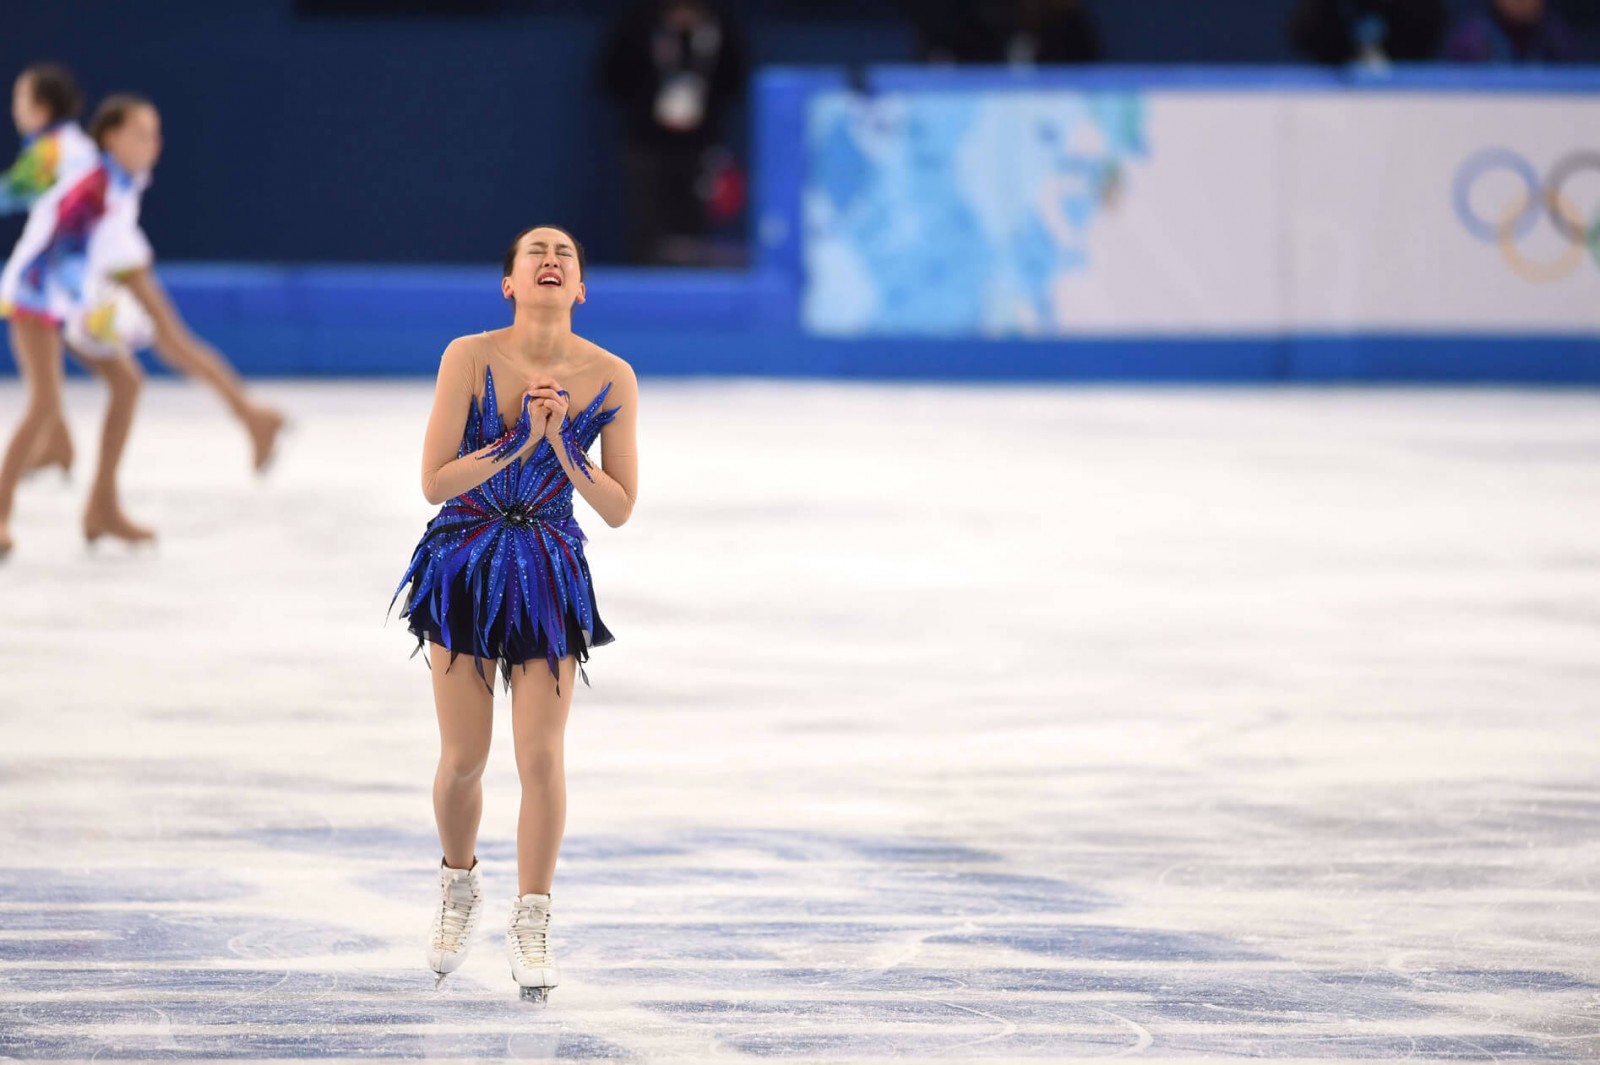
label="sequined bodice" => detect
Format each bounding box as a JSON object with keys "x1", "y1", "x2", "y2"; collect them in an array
[{"x1": 457, "y1": 363, "x2": 617, "y2": 521}]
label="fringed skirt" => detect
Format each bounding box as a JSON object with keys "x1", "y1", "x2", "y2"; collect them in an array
[{"x1": 392, "y1": 513, "x2": 614, "y2": 693}]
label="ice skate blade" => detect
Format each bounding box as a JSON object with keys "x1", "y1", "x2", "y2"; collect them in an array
[
  {"x1": 518, "y1": 985, "x2": 551, "y2": 1004},
  {"x1": 82, "y1": 536, "x2": 158, "y2": 555},
  {"x1": 433, "y1": 972, "x2": 448, "y2": 989},
  {"x1": 83, "y1": 523, "x2": 157, "y2": 551}
]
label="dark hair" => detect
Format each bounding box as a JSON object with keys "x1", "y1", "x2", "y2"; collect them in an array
[
  {"x1": 88, "y1": 94, "x2": 156, "y2": 148},
  {"x1": 502, "y1": 224, "x2": 586, "y2": 288},
  {"x1": 20, "y1": 63, "x2": 83, "y2": 125}
]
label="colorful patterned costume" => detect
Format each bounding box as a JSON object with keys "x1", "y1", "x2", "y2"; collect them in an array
[
  {"x1": 392, "y1": 363, "x2": 620, "y2": 691},
  {"x1": 0, "y1": 120, "x2": 96, "y2": 216},
  {"x1": 0, "y1": 132, "x2": 154, "y2": 357}
]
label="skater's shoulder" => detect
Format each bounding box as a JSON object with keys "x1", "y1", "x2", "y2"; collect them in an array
[
  {"x1": 437, "y1": 333, "x2": 493, "y2": 389},
  {"x1": 443, "y1": 331, "x2": 496, "y2": 355},
  {"x1": 440, "y1": 332, "x2": 495, "y2": 366},
  {"x1": 575, "y1": 337, "x2": 637, "y2": 396}
]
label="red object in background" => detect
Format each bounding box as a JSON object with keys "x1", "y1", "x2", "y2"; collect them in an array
[{"x1": 703, "y1": 149, "x2": 746, "y2": 224}]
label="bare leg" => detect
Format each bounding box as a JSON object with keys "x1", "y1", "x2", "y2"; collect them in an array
[
  {"x1": 509, "y1": 656, "x2": 576, "y2": 896},
  {"x1": 0, "y1": 317, "x2": 67, "y2": 555},
  {"x1": 78, "y1": 349, "x2": 154, "y2": 546},
  {"x1": 23, "y1": 411, "x2": 72, "y2": 478},
  {"x1": 430, "y1": 642, "x2": 496, "y2": 871},
  {"x1": 26, "y1": 342, "x2": 109, "y2": 479},
  {"x1": 118, "y1": 268, "x2": 285, "y2": 472}
]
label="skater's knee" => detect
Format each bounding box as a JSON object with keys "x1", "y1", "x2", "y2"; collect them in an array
[
  {"x1": 22, "y1": 375, "x2": 63, "y2": 413},
  {"x1": 106, "y1": 357, "x2": 144, "y2": 395},
  {"x1": 151, "y1": 326, "x2": 196, "y2": 364},
  {"x1": 437, "y1": 748, "x2": 489, "y2": 783},
  {"x1": 514, "y1": 742, "x2": 561, "y2": 783}
]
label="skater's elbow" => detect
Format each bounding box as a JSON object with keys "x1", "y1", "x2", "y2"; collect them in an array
[
  {"x1": 421, "y1": 473, "x2": 451, "y2": 506},
  {"x1": 602, "y1": 498, "x2": 634, "y2": 528}
]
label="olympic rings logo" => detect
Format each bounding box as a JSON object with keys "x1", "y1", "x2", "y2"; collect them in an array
[{"x1": 1453, "y1": 148, "x2": 1600, "y2": 282}]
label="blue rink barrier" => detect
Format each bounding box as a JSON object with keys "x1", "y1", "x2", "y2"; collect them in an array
[
  {"x1": 2, "y1": 65, "x2": 1598, "y2": 384},
  {"x1": 1, "y1": 264, "x2": 1597, "y2": 382}
]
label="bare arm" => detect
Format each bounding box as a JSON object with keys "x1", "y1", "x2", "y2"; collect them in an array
[
  {"x1": 420, "y1": 340, "x2": 545, "y2": 506},
  {"x1": 533, "y1": 364, "x2": 639, "y2": 528}
]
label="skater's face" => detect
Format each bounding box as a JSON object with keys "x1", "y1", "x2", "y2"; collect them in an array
[
  {"x1": 1493, "y1": 0, "x2": 1544, "y2": 24},
  {"x1": 12, "y1": 74, "x2": 50, "y2": 137},
  {"x1": 502, "y1": 227, "x2": 586, "y2": 314},
  {"x1": 663, "y1": 0, "x2": 711, "y2": 31},
  {"x1": 103, "y1": 104, "x2": 162, "y2": 175}
]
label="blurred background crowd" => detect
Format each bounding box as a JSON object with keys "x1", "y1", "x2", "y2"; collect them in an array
[
  {"x1": 6, "y1": 0, "x2": 1594, "y2": 274},
  {"x1": 597, "y1": 0, "x2": 1592, "y2": 265}
]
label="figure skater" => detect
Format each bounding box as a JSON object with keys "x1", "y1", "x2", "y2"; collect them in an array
[
  {"x1": 0, "y1": 63, "x2": 98, "y2": 480},
  {"x1": 0, "y1": 92, "x2": 286, "y2": 556},
  {"x1": 390, "y1": 224, "x2": 639, "y2": 1002}
]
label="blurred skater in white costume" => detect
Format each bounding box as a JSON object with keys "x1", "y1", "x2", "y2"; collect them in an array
[
  {"x1": 0, "y1": 89, "x2": 286, "y2": 556},
  {"x1": 0, "y1": 63, "x2": 99, "y2": 483}
]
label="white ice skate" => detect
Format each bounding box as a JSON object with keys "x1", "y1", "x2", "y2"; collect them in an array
[
  {"x1": 506, "y1": 892, "x2": 561, "y2": 1003},
  {"x1": 426, "y1": 857, "x2": 483, "y2": 987}
]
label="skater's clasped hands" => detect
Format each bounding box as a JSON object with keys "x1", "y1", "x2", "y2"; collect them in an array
[{"x1": 522, "y1": 375, "x2": 570, "y2": 444}]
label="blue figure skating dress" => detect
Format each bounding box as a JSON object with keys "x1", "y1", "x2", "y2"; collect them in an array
[{"x1": 392, "y1": 363, "x2": 620, "y2": 691}]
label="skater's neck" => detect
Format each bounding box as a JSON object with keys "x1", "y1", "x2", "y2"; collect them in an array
[{"x1": 500, "y1": 312, "x2": 572, "y2": 368}]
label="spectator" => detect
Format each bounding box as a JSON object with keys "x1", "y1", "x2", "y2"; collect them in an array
[
  {"x1": 598, "y1": 0, "x2": 747, "y2": 265},
  {"x1": 1289, "y1": 0, "x2": 1448, "y2": 64},
  {"x1": 910, "y1": 0, "x2": 1007, "y2": 63},
  {"x1": 910, "y1": 0, "x2": 1101, "y2": 65},
  {"x1": 1442, "y1": 0, "x2": 1582, "y2": 61},
  {"x1": 1010, "y1": 0, "x2": 1103, "y2": 64}
]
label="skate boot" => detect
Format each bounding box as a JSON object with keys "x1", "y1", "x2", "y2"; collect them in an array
[
  {"x1": 506, "y1": 892, "x2": 561, "y2": 1003},
  {"x1": 426, "y1": 857, "x2": 483, "y2": 987}
]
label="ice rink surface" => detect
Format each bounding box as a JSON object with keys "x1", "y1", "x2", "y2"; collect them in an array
[{"x1": 0, "y1": 377, "x2": 1596, "y2": 1062}]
